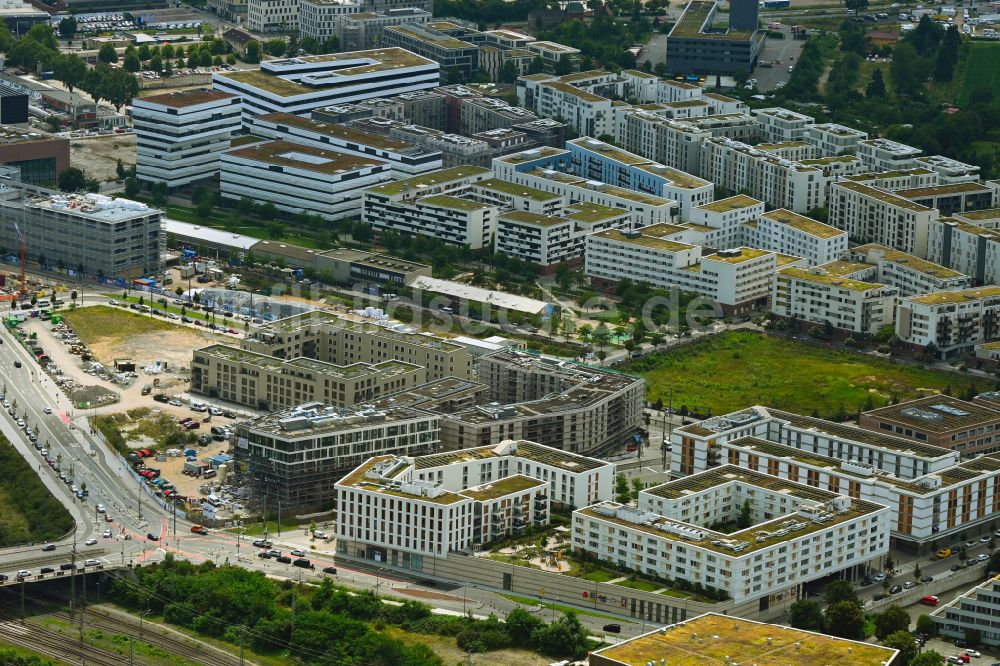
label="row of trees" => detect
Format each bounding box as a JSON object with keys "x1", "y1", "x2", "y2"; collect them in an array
[
  {"x1": 108, "y1": 557, "x2": 592, "y2": 663},
  {"x1": 0, "y1": 435, "x2": 75, "y2": 545},
  {"x1": 789, "y1": 581, "x2": 944, "y2": 666}
]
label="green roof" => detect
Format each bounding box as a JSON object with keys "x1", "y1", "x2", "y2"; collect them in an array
[
  {"x1": 777, "y1": 266, "x2": 884, "y2": 292},
  {"x1": 762, "y1": 208, "x2": 844, "y2": 239},
  {"x1": 419, "y1": 195, "x2": 490, "y2": 212},
  {"x1": 669, "y1": 0, "x2": 756, "y2": 40},
  {"x1": 475, "y1": 178, "x2": 561, "y2": 202},
  {"x1": 366, "y1": 166, "x2": 491, "y2": 196}
]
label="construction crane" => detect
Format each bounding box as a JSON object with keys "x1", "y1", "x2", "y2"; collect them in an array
[{"x1": 14, "y1": 223, "x2": 25, "y2": 298}]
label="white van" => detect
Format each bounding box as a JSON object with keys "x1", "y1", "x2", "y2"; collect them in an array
[{"x1": 190, "y1": 401, "x2": 207, "y2": 412}]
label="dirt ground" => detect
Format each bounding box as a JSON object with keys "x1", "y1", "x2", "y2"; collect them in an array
[
  {"x1": 70, "y1": 134, "x2": 137, "y2": 184},
  {"x1": 151, "y1": 428, "x2": 233, "y2": 500}
]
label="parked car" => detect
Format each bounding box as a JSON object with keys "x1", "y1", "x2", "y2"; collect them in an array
[
  {"x1": 83, "y1": 559, "x2": 100, "y2": 567},
  {"x1": 980, "y1": 535, "x2": 991, "y2": 543},
  {"x1": 39, "y1": 567, "x2": 54, "y2": 574},
  {"x1": 859, "y1": 579, "x2": 873, "y2": 586},
  {"x1": 603, "y1": 624, "x2": 622, "y2": 633},
  {"x1": 275, "y1": 555, "x2": 292, "y2": 564},
  {"x1": 903, "y1": 581, "x2": 916, "y2": 589},
  {"x1": 965, "y1": 649, "x2": 981, "y2": 658},
  {"x1": 920, "y1": 576, "x2": 934, "y2": 583},
  {"x1": 41, "y1": 544, "x2": 55, "y2": 552},
  {"x1": 322, "y1": 566, "x2": 338, "y2": 575},
  {"x1": 253, "y1": 539, "x2": 272, "y2": 548},
  {"x1": 15, "y1": 570, "x2": 31, "y2": 579},
  {"x1": 873, "y1": 572, "x2": 886, "y2": 582},
  {"x1": 84, "y1": 538, "x2": 97, "y2": 546},
  {"x1": 890, "y1": 585, "x2": 903, "y2": 594},
  {"x1": 291, "y1": 549, "x2": 305, "y2": 557}
]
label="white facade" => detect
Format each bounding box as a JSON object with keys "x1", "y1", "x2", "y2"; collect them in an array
[
  {"x1": 746, "y1": 208, "x2": 847, "y2": 267},
  {"x1": 804, "y1": 123, "x2": 868, "y2": 157},
  {"x1": 361, "y1": 165, "x2": 496, "y2": 248},
  {"x1": 520, "y1": 78, "x2": 614, "y2": 138},
  {"x1": 926, "y1": 217, "x2": 1000, "y2": 287},
  {"x1": 700, "y1": 137, "x2": 830, "y2": 213},
  {"x1": 220, "y1": 139, "x2": 390, "y2": 220},
  {"x1": 896, "y1": 286, "x2": 1000, "y2": 357},
  {"x1": 133, "y1": 90, "x2": 242, "y2": 188},
  {"x1": 848, "y1": 243, "x2": 971, "y2": 297},
  {"x1": 212, "y1": 48, "x2": 440, "y2": 120},
  {"x1": 336, "y1": 439, "x2": 615, "y2": 559},
  {"x1": 247, "y1": 112, "x2": 443, "y2": 177},
  {"x1": 915, "y1": 155, "x2": 981, "y2": 184},
  {"x1": 299, "y1": 0, "x2": 361, "y2": 40},
  {"x1": 246, "y1": 0, "x2": 299, "y2": 32},
  {"x1": 494, "y1": 203, "x2": 632, "y2": 266},
  {"x1": 858, "y1": 138, "x2": 923, "y2": 172},
  {"x1": 585, "y1": 228, "x2": 776, "y2": 313},
  {"x1": 752, "y1": 107, "x2": 815, "y2": 143},
  {"x1": 573, "y1": 466, "x2": 889, "y2": 604},
  {"x1": 828, "y1": 180, "x2": 939, "y2": 257},
  {"x1": 771, "y1": 262, "x2": 898, "y2": 334},
  {"x1": 688, "y1": 195, "x2": 764, "y2": 250},
  {"x1": 933, "y1": 578, "x2": 1000, "y2": 646}
]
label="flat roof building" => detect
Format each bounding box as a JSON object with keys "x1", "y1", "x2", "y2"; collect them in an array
[
  {"x1": 895, "y1": 286, "x2": 1000, "y2": 358},
  {"x1": 243, "y1": 310, "x2": 473, "y2": 380},
  {"x1": 847, "y1": 242, "x2": 971, "y2": 297},
  {"x1": 590, "y1": 613, "x2": 898, "y2": 666},
  {"x1": 746, "y1": 208, "x2": 847, "y2": 267},
  {"x1": 220, "y1": 139, "x2": 391, "y2": 221},
  {"x1": 860, "y1": 395, "x2": 1000, "y2": 457},
  {"x1": 237, "y1": 402, "x2": 441, "y2": 512},
  {"x1": 665, "y1": 0, "x2": 765, "y2": 75},
  {"x1": 247, "y1": 112, "x2": 443, "y2": 177},
  {"x1": 575, "y1": 465, "x2": 890, "y2": 604},
  {"x1": 0, "y1": 127, "x2": 69, "y2": 186},
  {"x1": 133, "y1": 89, "x2": 242, "y2": 189},
  {"x1": 828, "y1": 180, "x2": 938, "y2": 257},
  {"x1": 191, "y1": 343, "x2": 427, "y2": 411},
  {"x1": 212, "y1": 49, "x2": 440, "y2": 120}
]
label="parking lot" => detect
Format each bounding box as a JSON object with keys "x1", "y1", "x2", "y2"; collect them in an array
[{"x1": 751, "y1": 27, "x2": 807, "y2": 92}]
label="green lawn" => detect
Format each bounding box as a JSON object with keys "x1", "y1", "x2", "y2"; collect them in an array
[
  {"x1": 579, "y1": 569, "x2": 620, "y2": 583},
  {"x1": 61, "y1": 305, "x2": 178, "y2": 347},
  {"x1": 498, "y1": 594, "x2": 625, "y2": 621},
  {"x1": 959, "y1": 43, "x2": 1000, "y2": 105},
  {"x1": 614, "y1": 578, "x2": 661, "y2": 592},
  {"x1": 624, "y1": 331, "x2": 979, "y2": 419}
]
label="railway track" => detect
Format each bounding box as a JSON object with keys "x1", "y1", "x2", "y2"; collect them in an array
[{"x1": 0, "y1": 610, "x2": 124, "y2": 666}]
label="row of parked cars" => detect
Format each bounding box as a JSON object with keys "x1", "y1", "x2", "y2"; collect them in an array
[{"x1": 251, "y1": 539, "x2": 337, "y2": 574}]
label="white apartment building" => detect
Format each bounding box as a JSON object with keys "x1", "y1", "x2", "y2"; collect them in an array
[
  {"x1": 756, "y1": 140, "x2": 817, "y2": 162},
  {"x1": 518, "y1": 75, "x2": 613, "y2": 138},
  {"x1": 361, "y1": 165, "x2": 495, "y2": 248},
  {"x1": 804, "y1": 123, "x2": 868, "y2": 157},
  {"x1": 585, "y1": 227, "x2": 776, "y2": 314},
  {"x1": 848, "y1": 243, "x2": 971, "y2": 297},
  {"x1": 797, "y1": 155, "x2": 865, "y2": 180},
  {"x1": 247, "y1": 0, "x2": 299, "y2": 32},
  {"x1": 299, "y1": 0, "x2": 361, "y2": 41},
  {"x1": 933, "y1": 576, "x2": 1000, "y2": 646},
  {"x1": 687, "y1": 195, "x2": 765, "y2": 250},
  {"x1": 670, "y1": 406, "x2": 1000, "y2": 550},
  {"x1": 686, "y1": 417, "x2": 1000, "y2": 552},
  {"x1": 574, "y1": 465, "x2": 889, "y2": 604},
  {"x1": 896, "y1": 286, "x2": 1000, "y2": 357},
  {"x1": 844, "y1": 167, "x2": 938, "y2": 191},
  {"x1": 916, "y1": 155, "x2": 981, "y2": 184},
  {"x1": 746, "y1": 208, "x2": 847, "y2": 267},
  {"x1": 771, "y1": 261, "x2": 898, "y2": 334},
  {"x1": 927, "y1": 217, "x2": 1000, "y2": 286},
  {"x1": 858, "y1": 138, "x2": 923, "y2": 172},
  {"x1": 752, "y1": 107, "x2": 815, "y2": 143},
  {"x1": 132, "y1": 90, "x2": 241, "y2": 188},
  {"x1": 494, "y1": 203, "x2": 631, "y2": 266},
  {"x1": 220, "y1": 140, "x2": 390, "y2": 220},
  {"x1": 336, "y1": 439, "x2": 615, "y2": 562},
  {"x1": 212, "y1": 48, "x2": 440, "y2": 120},
  {"x1": 828, "y1": 180, "x2": 939, "y2": 257},
  {"x1": 247, "y1": 112, "x2": 443, "y2": 177},
  {"x1": 700, "y1": 137, "x2": 829, "y2": 213}
]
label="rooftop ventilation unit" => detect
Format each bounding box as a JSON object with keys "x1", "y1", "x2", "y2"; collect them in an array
[
  {"x1": 930, "y1": 403, "x2": 971, "y2": 417},
  {"x1": 901, "y1": 407, "x2": 942, "y2": 423}
]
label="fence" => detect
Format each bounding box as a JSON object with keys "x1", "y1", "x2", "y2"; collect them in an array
[{"x1": 866, "y1": 562, "x2": 990, "y2": 611}]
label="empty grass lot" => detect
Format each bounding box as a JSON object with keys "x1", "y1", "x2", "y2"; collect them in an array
[
  {"x1": 62, "y1": 305, "x2": 178, "y2": 347},
  {"x1": 624, "y1": 331, "x2": 979, "y2": 418}
]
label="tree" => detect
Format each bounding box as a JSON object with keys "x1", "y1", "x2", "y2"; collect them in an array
[
  {"x1": 866, "y1": 66, "x2": 887, "y2": 98},
  {"x1": 264, "y1": 38, "x2": 286, "y2": 57},
  {"x1": 98, "y1": 42, "x2": 117, "y2": 64},
  {"x1": 531, "y1": 611, "x2": 589, "y2": 660},
  {"x1": 916, "y1": 614, "x2": 937, "y2": 637},
  {"x1": 555, "y1": 54, "x2": 573, "y2": 75},
  {"x1": 500, "y1": 60, "x2": 519, "y2": 84},
  {"x1": 910, "y1": 653, "x2": 946, "y2": 666},
  {"x1": 789, "y1": 599, "x2": 824, "y2": 632},
  {"x1": 151, "y1": 182, "x2": 169, "y2": 207},
  {"x1": 244, "y1": 40, "x2": 261, "y2": 64},
  {"x1": 53, "y1": 54, "x2": 86, "y2": 95},
  {"x1": 845, "y1": 0, "x2": 868, "y2": 12},
  {"x1": 615, "y1": 473, "x2": 631, "y2": 503},
  {"x1": 883, "y1": 630, "x2": 917, "y2": 666},
  {"x1": 58, "y1": 16, "x2": 77, "y2": 39},
  {"x1": 824, "y1": 580, "x2": 860, "y2": 607},
  {"x1": 149, "y1": 54, "x2": 163, "y2": 73},
  {"x1": 965, "y1": 628, "x2": 982, "y2": 646},
  {"x1": 506, "y1": 607, "x2": 543, "y2": 647},
  {"x1": 528, "y1": 55, "x2": 545, "y2": 74},
  {"x1": 934, "y1": 25, "x2": 961, "y2": 82},
  {"x1": 737, "y1": 499, "x2": 753, "y2": 529},
  {"x1": 874, "y1": 604, "x2": 910, "y2": 640},
  {"x1": 226, "y1": 53, "x2": 236, "y2": 65},
  {"x1": 824, "y1": 600, "x2": 865, "y2": 640},
  {"x1": 57, "y1": 167, "x2": 87, "y2": 192},
  {"x1": 124, "y1": 178, "x2": 139, "y2": 197},
  {"x1": 123, "y1": 52, "x2": 141, "y2": 72},
  {"x1": 891, "y1": 42, "x2": 926, "y2": 95},
  {"x1": 100, "y1": 68, "x2": 140, "y2": 112}
]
